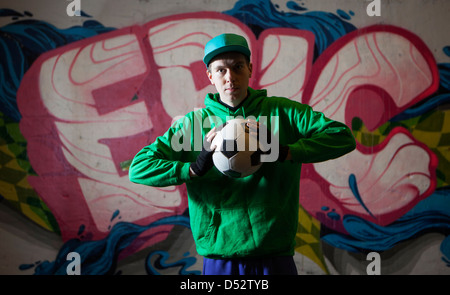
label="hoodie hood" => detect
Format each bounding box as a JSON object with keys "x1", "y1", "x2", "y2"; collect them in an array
[{"x1": 204, "y1": 87, "x2": 267, "y2": 119}]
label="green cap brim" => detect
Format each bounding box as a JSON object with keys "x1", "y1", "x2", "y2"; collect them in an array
[{"x1": 203, "y1": 45, "x2": 251, "y2": 66}]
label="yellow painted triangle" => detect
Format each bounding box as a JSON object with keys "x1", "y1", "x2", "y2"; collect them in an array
[
  {"x1": 295, "y1": 244, "x2": 329, "y2": 275},
  {"x1": 0, "y1": 144, "x2": 14, "y2": 157},
  {"x1": 20, "y1": 203, "x2": 53, "y2": 232},
  {"x1": 298, "y1": 204, "x2": 313, "y2": 232},
  {"x1": 296, "y1": 206, "x2": 330, "y2": 274},
  {"x1": 0, "y1": 180, "x2": 18, "y2": 201}
]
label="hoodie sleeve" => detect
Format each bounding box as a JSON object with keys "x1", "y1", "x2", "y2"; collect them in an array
[
  {"x1": 128, "y1": 117, "x2": 193, "y2": 187},
  {"x1": 287, "y1": 104, "x2": 356, "y2": 163}
]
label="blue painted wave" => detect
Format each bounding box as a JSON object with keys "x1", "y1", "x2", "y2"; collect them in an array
[
  {"x1": 22, "y1": 215, "x2": 192, "y2": 275},
  {"x1": 439, "y1": 62, "x2": 450, "y2": 90},
  {"x1": 224, "y1": 0, "x2": 357, "y2": 58},
  {"x1": 0, "y1": 9, "x2": 115, "y2": 121},
  {"x1": 0, "y1": 9, "x2": 33, "y2": 19},
  {"x1": 349, "y1": 173, "x2": 375, "y2": 219},
  {"x1": 322, "y1": 189, "x2": 450, "y2": 265},
  {"x1": 146, "y1": 251, "x2": 201, "y2": 275},
  {"x1": 390, "y1": 93, "x2": 450, "y2": 122}
]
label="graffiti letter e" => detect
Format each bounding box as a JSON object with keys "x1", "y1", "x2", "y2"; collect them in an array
[
  {"x1": 366, "y1": 252, "x2": 381, "y2": 275},
  {"x1": 66, "y1": 252, "x2": 81, "y2": 275},
  {"x1": 366, "y1": 0, "x2": 381, "y2": 17},
  {"x1": 66, "y1": 0, "x2": 81, "y2": 17}
]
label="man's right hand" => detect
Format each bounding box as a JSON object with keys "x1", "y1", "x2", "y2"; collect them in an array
[
  {"x1": 246, "y1": 119, "x2": 290, "y2": 162},
  {"x1": 190, "y1": 127, "x2": 218, "y2": 177}
]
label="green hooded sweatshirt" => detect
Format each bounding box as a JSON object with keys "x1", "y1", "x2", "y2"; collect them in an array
[{"x1": 129, "y1": 87, "x2": 356, "y2": 259}]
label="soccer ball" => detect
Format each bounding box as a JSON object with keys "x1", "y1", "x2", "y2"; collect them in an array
[{"x1": 211, "y1": 118, "x2": 263, "y2": 178}]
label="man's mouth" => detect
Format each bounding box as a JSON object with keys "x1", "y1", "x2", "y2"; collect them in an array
[{"x1": 226, "y1": 86, "x2": 239, "y2": 92}]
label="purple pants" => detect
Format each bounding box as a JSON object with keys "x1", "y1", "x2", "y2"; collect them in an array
[{"x1": 202, "y1": 256, "x2": 298, "y2": 275}]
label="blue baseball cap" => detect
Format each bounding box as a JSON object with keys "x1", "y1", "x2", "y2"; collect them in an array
[{"x1": 203, "y1": 33, "x2": 251, "y2": 66}]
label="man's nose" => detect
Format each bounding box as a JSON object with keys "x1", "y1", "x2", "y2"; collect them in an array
[{"x1": 225, "y1": 69, "x2": 236, "y2": 82}]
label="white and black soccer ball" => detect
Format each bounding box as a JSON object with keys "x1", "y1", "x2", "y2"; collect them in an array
[{"x1": 211, "y1": 118, "x2": 262, "y2": 178}]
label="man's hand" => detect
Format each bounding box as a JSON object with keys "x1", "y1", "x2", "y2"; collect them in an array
[
  {"x1": 245, "y1": 119, "x2": 290, "y2": 162},
  {"x1": 189, "y1": 127, "x2": 218, "y2": 177}
]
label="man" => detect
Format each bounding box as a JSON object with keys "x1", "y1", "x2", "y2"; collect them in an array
[{"x1": 129, "y1": 33, "x2": 356, "y2": 275}]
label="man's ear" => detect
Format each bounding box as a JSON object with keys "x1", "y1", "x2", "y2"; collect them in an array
[
  {"x1": 206, "y1": 69, "x2": 214, "y2": 85},
  {"x1": 248, "y1": 62, "x2": 253, "y2": 78}
]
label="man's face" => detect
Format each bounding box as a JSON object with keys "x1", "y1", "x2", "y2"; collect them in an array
[{"x1": 207, "y1": 52, "x2": 252, "y2": 107}]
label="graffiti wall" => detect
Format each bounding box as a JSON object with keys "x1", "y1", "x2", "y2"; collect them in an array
[{"x1": 0, "y1": 0, "x2": 449, "y2": 275}]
